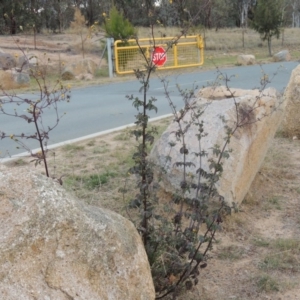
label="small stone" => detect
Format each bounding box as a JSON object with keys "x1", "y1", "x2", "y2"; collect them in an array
[
  {"x1": 237, "y1": 54, "x2": 256, "y2": 66},
  {"x1": 0, "y1": 52, "x2": 16, "y2": 70},
  {"x1": 62, "y1": 59, "x2": 97, "y2": 81},
  {"x1": 273, "y1": 50, "x2": 291, "y2": 62}
]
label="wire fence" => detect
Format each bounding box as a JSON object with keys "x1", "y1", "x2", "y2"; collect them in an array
[{"x1": 114, "y1": 35, "x2": 204, "y2": 75}]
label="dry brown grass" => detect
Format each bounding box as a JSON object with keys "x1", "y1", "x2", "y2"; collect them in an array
[
  {"x1": 0, "y1": 26, "x2": 299, "y2": 93},
  {"x1": 138, "y1": 26, "x2": 300, "y2": 68},
  {"x1": 4, "y1": 119, "x2": 170, "y2": 213},
  {"x1": 0, "y1": 69, "x2": 31, "y2": 90},
  {"x1": 4, "y1": 116, "x2": 300, "y2": 300},
  {"x1": 2, "y1": 26, "x2": 300, "y2": 300}
]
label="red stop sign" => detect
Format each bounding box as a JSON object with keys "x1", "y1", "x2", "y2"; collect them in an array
[{"x1": 152, "y1": 46, "x2": 167, "y2": 67}]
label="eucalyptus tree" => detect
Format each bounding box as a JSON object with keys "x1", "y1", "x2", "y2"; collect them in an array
[
  {"x1": 235, "y1": 0, "x2": 257, "y2": 27},
  {"x1": 112, "y1": 0, "x2": 156, "y2": 26},
  {"x1": 0, "y1": 0, "x2": 51, "y2": 34},
  {"x1": 289, "y1": 0, "x2": 300, "y2": 27},
  {"x1": 251, "y1": 0, "x2": 283, "y2": 56},
  {"x1": 38, "y1": 0, "x2": 74, "y2": 33},
  {"x1": 77, "y1": 0, "x2": 104, "y2": 25}
]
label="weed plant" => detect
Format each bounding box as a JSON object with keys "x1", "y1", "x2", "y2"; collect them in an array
[
  {"x1": 122, "y1": 16, "x2": 287, "y2": 297},
  {"x1": 119, "y1": 18, "x2": 278, "y2": 297},
  {"x1": 0, "y1": 51, "x2": 70, "y2": 178},
  {"x1": 1, "y1": 11, "x2": 295, "y2": 300}
]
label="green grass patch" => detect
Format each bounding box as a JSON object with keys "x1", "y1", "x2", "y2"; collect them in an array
[
  {"x1": 95, "y1": 67, "x2": 109, "y2": 78},
  {"x1": 65, "y1": 171, "x2": 117, "y2": 190},
  {"x1": 268, "y1": 196, "x2": 281, "y2": 209},
  {"x1": 259, "y1": 253, "x2": 299, "y2": 272},
  {"x1": 113, "y1": 130, "x2": 132, "y2": 141},
  {"x1": 62, "y1": 144, "x2": 85, "y2": 152},
  {"x1": 217, "y1": 245, "x2": 244, "y2": 261},
  {"x1": 273, "y1": 238, "x2": 300, "y2": 251},
  {"x1": 256, "y1": 274, "x2": 279, "y2": 292},
  {"x1": 263, "y1": 196, "x2": 281, "y2": 211},
  {"x1": 203, "y1": 55, "x2": 238, "y2": 68},
  {"x1": 291, "y1": 49, "x2": 300, "y2": 58},
  {"x1": 93, "y1": 146, "x2": 110, "y2": 154},
  {"x1": 252, "y1": 237, "x2": 270, "y2": 247},
  {"x1": 9, "y1": 158, "x2": 29, "y2": 167},
  {"x1": 111, "y1": 148, "x2": 135, "y2": 167},
  {"x1": 258, "y1": 238, "x2": 300, "y2": 272},
  {"x1": 86, "y1": 140, "x2": 96, "y2": 147}
]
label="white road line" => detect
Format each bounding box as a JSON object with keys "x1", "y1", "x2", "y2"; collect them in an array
[
  {"x1": 153, "y1": 79, "x2": 211, "y2": 90},
  {"x1": 0, "y1": 113, "x2": 173, "y2": 163}
]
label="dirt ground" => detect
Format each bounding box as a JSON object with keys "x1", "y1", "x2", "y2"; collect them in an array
[
  {"x1": 1, "y1": 32, "x2": 300, "y2": 299},
  {"x1": 0, "y1": 32, "x2": 103, "y2": 64},
  {"x1": 4, "y1": 129, "x2": 300, "y2": 300},
  {"x1": 0, "y1": 32, "x2": 117, "y2": 91},
  {"x1": 191, "y1": 136, "x2": 300, "y2": 300}
]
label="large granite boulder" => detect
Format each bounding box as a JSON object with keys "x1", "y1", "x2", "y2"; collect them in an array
[
  {"x1": 237, "y1": 54, "x2": 256, "y2": 66},
  {"x1": 273, "y1": 50, "x2": 291, "y2": 62},
  {"x1": 62, "y1": 59, "x2": 98, "y2": 80},
  {"x1": 198, "y1": 85, "x2": 261, "y2": 99},
  {"x1": 0, "y1": 53, "x2": 16, "y2": 70},
  {"x1": 282, "y1": 64, "x2": 300, "y2": 138},
  {"x1": 150, "y1": 86, "x2": 283, "y2": 206},
  {"x1": 0, "y1": 165, "x2": 155, "y2": 300}
]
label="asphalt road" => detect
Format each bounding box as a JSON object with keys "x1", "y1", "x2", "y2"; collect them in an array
[{"x1": 0, "y1": 61, "x2": 299, "y2": 158}]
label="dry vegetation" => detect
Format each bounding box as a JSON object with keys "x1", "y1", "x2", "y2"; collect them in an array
[
  {"x1": 0, "y1": 27, "x2": 299, "y2": 92},
  {"x1": 2, "y1": 27, "x2": 300, "y2": 299},
  {"x1": 4, "y1": 124, "x2": 300, "y2": 300}
]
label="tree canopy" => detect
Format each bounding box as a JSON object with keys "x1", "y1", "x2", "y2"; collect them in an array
[
  {"x1": 0, "y1": 0, "x2": 299, "y2": 35},
  {"x1": 251, "y1": 0, "x2": 283, "y2": 56}
]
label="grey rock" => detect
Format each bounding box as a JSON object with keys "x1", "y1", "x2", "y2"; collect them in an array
[
  {"x1": 11, "y1": 69, "x2": 30, "y2": 85},
  {"x1": 0, "y1": 53, "x2": 16, "y2": 70},
  {"x1": 273, "y1": 50, "x2": 291, "y2": 62}
]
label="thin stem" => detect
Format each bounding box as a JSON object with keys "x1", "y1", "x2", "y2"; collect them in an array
[{"x1": 33, "y1": 102, "x2": 49, "y2": 177}]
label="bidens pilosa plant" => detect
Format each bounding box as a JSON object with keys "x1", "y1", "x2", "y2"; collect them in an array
[
  {"x1": 124, "y1": 17, "x2": 281, "y2": 298},
  {"x1": 123, "y1": 21, "x2": 237, "y2": 298}
]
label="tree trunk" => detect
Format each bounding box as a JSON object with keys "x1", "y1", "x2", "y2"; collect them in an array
[
  {"x1": 33, "y1": 26, "x2": 37, "y2": 50},
  {"x1": 80, "y1": 32, "x2": 85, "y2": 59},
  {"x1": 267, "y1": 36, "x2": 272, "y2": 56},
  {"x1": 10, "y1": 16, "x2": 16, "y2": 35}
]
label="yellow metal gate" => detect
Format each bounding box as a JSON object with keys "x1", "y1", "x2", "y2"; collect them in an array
[{"x1": 114, "y1": 35, "x2": 204, "y2": 75}]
